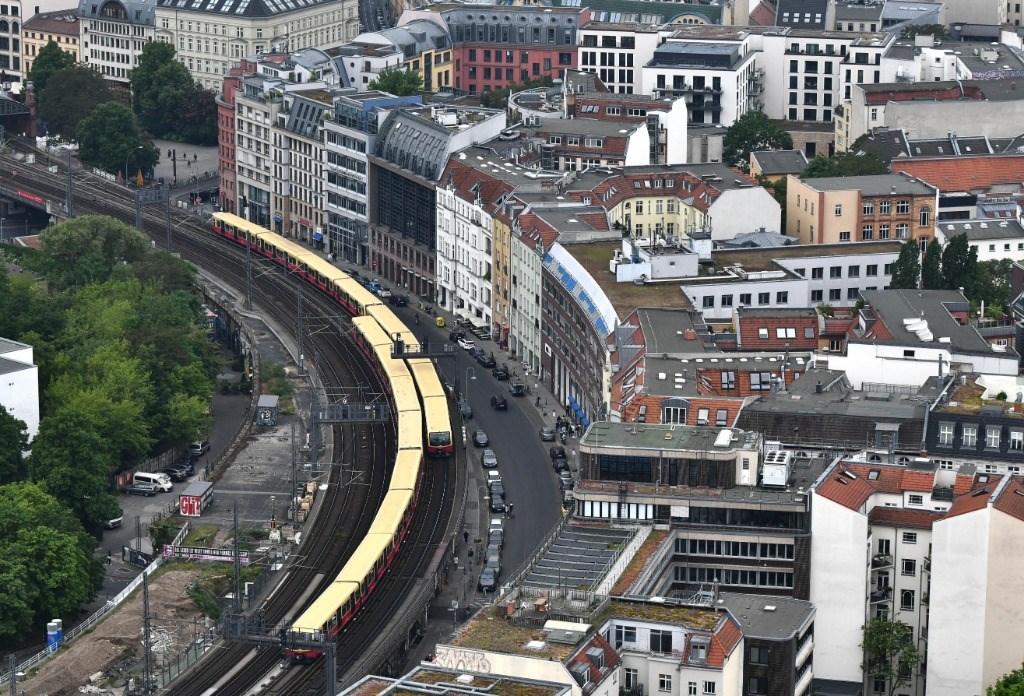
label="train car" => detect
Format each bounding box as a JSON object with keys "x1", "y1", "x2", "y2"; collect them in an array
[
  {"x1": 366, "y1": 304, "x2": 419, "y2": 353},
  {"x1": 367, "y1": 488, "x2": 415, "y2": 566},
  {"x1": 211, "y1": 212, "x2": 268, "y2": 248},
  {"x1": 333, "y1": 275, "x2": 383, "y2": 317},
  {"x1": 391, "y1": 449, "x2": 422, "y2": 495},
  {"x1": 286, "y1": 580, "x2": 359, "y2": 663},
  {"x1": 408, "y1": 360, "x2": 453, "y2": 458}
]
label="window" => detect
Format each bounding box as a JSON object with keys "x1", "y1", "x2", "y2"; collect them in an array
[
  {"x1": 614, "y1": 624, "x2": 636, "y2": 645},
  {"x1": 907, "y1": 494, "x2": 923, "y2": 506},
  {"x1": 703, "y1": 296, "x2": 715, "y2": 308},
  {"x1": 939, "y1": 423, "x2": 953, "y2": 445},
  {"x1": 811, "y1": 290, "x2": 823, "y2": 302},
  {"x1": 697, "y1": 408, "x2": 710, "y2": 426},
  {"x1": 896, "y1": 199, "x2": 910, "y2": 214},
  {"x1": 963, "y1": 425, "x2": 977, "y2": 447},
  {"x1": 690, "y1": 641, "x2": 707, "y2": 661},
  {"x1": 848, "y1": 265, "x2": 860, "y2": 278},
  {"x1": 829, "y1": 288, "x2": 842, "y2": 301},
  {"x1": 758, "y1": 292, "x2": 770, "y2": 305},
  {"x1": 878, "y1": 223, "x2": 890, "y2": 239},
  {"x1": 896, "y1": 223, "x2": 910, "y2": 239},
  {"x1": 900, "y1": 589, "x2": 915, "y2": 611},
  {"x1": 902, "y1": 559, "x2": 917, "y2": 576},
  {"x1": 1011, "y1": 430, "x2": 1023, "y2": 451},
  {"x1": 739, "y1": 293, "x2": 751, "y2": 305},
  {"x1": 839, "y1": 231, "x2": 851, "y2": 241},
  {"x1": 920, "y1": 208, "x2": 931, "y2": 226},
  {"x1": 748, "y1": 677, "x2": 768, "y2": 695},
  {"x1": 862, "y1": 224, "x2": 874, "y2": 240},
  {"x1": 777, "y1": 291, "x2": 789, "y2": 304},
  {"x1": 867, "y1": 264, "x2": 878, "y2": 276},
  {"x1": 812, "y1": 267, "x2": 823, "y2": 279},
  {"x1": 863, "y1": 201, "x2": 874, "y2": 215},
  {"x1": 759, "y1": 328, "x2": 769, "y2": 339},
  {"x1": 830, "y1": 266, "x2": 842, "y2": 278},
  {"x1": 776, "y1": 327, "x2": 796, "y2": 339},
  {"x1": 847, "y1": 287, "x2": 860, "y2": 300},
  {"x1": 878, "y1": 538, "x2": 891, "y2": 555},
  {"x1": 703, "y1": 683, "x2": 716, "y2": 696},
  {"x1": 987, "y1": 426, "x2": 1001, "y2": 449},
  {"x1": 625, "y1": 669, "x2": 639, "y2": 690},
  {"x1": 721, "y1": 294, "x2": 733, "y2": 307},
  {"x1": 902, "y1": 532, "x2": 917, "y2": 544},
  {"x1": 716, "y1": 409, "x2": 728, "y2": 426},
  {"x1": 688, "y1": 684, "x2": 698, "y2": 696},
  {"x1": 835, "y1": 204, "x2": 843, "y2": 216},
  {"x1": 750, "y1": 646, "x2": 768, "y2": 664},
  {"x1": 721, "y1": 371, "x2": 736, "y2": 389},
  {"x1": 663, "y1": 406, "x2": 687, "y2": 424},
  {"x1": 659, "y1": 675, "x2": 672, "y2": 693},
  {"x1": 750, "y1": 372, "x2": 772, "y2": 391}
]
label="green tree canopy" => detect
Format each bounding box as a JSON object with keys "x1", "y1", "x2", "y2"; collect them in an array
[
  {"x1": 921, "y1": 238, "x2": 943, "y2": 289},
  {"x1": 989, "y1": 664, "x2": 1024, "y2": 695},
  {"x1": 941, "y1": 233, "x2": 977, "y2": 293},
  {"x1": 862, "y1": 614, "x2": 922, "y2": 696},
  {"x1": 37, "y1": 65, "x2": 117, "y2": 140},
  {"x1": 970, "y1": 258, "x2": 1014, "y2": 310},
  {"x1": 900, "y1": 24, "x2": 949, "y2": 39},
  {"x1": 723, "y1": 111, "x2": 793, "y2": 169},
  {"x1": 368, "y1": 67, "x2": 424, "y2": 96},
  {"x1": 76, "y1": 101, "x2": 158, "y2": 178},
  {"x1": 28, "y1": 40, "x2": 77, "y2": 95},
  {"x1": 0, "y1": 405, "x2": 28, "y2": 484},
  {"x1": 174, "y1": 83, "x2": 219, "y2": 146},
  {"x1": 38, "y1": 215, "x2": 149, "y2": 291},
  {"x1": 801, "y1": 152, "x2": 890, "y2": 178},
  {"x1": 130, "y1": 41, "x2": 195, "y2": 138},
  {"x1": 889, "y1": 240, "x2": 921, "y2": 289}
]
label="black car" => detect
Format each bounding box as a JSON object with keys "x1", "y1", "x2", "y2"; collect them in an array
[
  {"x1": 490, "y1": 492, "x2": 505, "y2": 512},
  {"x1": 472, "y1": 430, "x2": 489, "y2": 447},
  {"x1": 549, "y1": 446, "x2": 566, "y2": 461},
  {"x1": 476, "y1": 352, "x2": 496, "y2": 368},
  {"x1": 161, "y1": 465, "x2": 190, "y2": 482},
  {"x1": 460, "y1": 400, "x2": 473, "y2": 420},
  {"x1": 449, "y1": 330, "x2": 466, "y2": 343},
  {"x1": 552, "y1": 455, "x2": 569, "y2": 471},
  {"x1": 492, "y1": 366, "x2": 510, "y2": 381},
  {"x1": 490, "y1": 395, "x2": 508, "y2": 410},
  {"x1": 388, "y1": 294, "x2": 408, "y2": 307},
  {"x1": 176, "y1": 457, "x2": 197, "y2": 474},
  {"x1": 468, "y1": 346, "x2": 485, "y2": 361},
  {"x1": 489, "y1": 481, "x2": 505, "y2": 498},
  {"x1": 488, "y1": 528, "x2": 504, "y2": 549},
  {"x1": 123, "y1": 482, "x2": 157, "y2": 497},
  {"x1": 508, "y1": 381, "x2": 526, "y2": 397},
  {"x1": 478, "y1": 567, "x2": 498, "y2": 592}
]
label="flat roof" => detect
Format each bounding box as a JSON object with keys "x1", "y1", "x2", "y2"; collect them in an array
[
  {"x1": 643, "y1": 354, "x2": 809, "y2": 397},
  {"x1": 595, "y1": 598, "x2": 723, "y2": 631},
  {"x1": 448, "y1": 613, "x2": 581, "y2": 661},
  {"x1": 797, "y1": 173, "x2": 936, "y2": 196},
  {"x1": 717, "y1": 592, "x2": 814, "y2": 641},
  {"x1": 0, "y1": 356, "x2": 30, "y2": 376},
  {"x1": 581, "y1": 421, "x2": 758, "y2": 453},
  {"x1": 392, "y1": 668, "x2": 568, "y2": 696},
  {"x1": 710, "y1": 240, "x2": 903, "y2": 272},
  {"x1": 636, "y1": 307, "x2": 711, "y2": 355},
  {"x1": 0, "y1": 337, "x2": 29, "y2": 355}
]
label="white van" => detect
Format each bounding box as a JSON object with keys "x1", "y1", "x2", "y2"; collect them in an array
[{"x1": 134, "y1": 471, "x2": 173, "y2": 492}]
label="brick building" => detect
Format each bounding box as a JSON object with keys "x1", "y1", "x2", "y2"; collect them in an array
[{"x1": 733, "y1": 307, "x2": 819, "y2": 351}]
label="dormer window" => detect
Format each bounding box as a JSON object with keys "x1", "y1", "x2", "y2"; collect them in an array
[
  {"x1": 586, "y1": 646, "x2": 605, "y2": 669},
  {"x1": 690, "y1": 638, "x2": 710, "y2": 663}
]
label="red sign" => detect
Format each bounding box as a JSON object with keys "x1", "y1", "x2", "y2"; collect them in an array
[
  {"x1": 180, "y1": 495, "x2": 203, "y2": 517},
  {"x1": 17, "y1": 189, "x2": 44, "y2": 206},
  {"x1": 299, "y1": 218, "x2": 311, "y2": 227}
]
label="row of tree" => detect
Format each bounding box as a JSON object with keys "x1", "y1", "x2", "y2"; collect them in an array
[
  {"x1": 889, "y1": 235, "x2": 1012, "y2": 311},
  {"x1": 0, "y1": 216, "x2": 216, "y2": 641},
  {"x1": 29, "y1": 41, "x2": 217, "y2": 177}
]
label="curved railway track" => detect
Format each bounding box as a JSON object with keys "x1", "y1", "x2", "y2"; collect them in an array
[{"x1": 0, "y1": 148, "x2": 458, "y2": 694}]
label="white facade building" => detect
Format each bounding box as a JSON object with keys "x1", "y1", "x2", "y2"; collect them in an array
[
  {"x1": 436, "y1": 183, "x2": 494, "y2": 328},
  {"x1": 578, "y1": 23, "x2": 672, "y2": 95},
  {"x1": 509, "y1": 211, "x2": 547, "y2": 376},
  {"x1": 939, "y1": 219, "x2": 1024, "y2": 264},
  {"x1": 78, "y1": 0, "x2": 153, "y2": 84},
  {"x1": 0, "y1": 337, "x2": 39, "y2": 442}
]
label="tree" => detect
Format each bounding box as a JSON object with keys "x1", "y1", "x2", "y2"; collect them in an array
[
  {"x1": 28, "y1": 40, "x2": 76, "y2": 94},
  {"x1": 174, "y1": 83, "x2": 219, "y2": 145},
  {"x1": 800, "y1": 155, "x2": 841, "y2": 178},
  {"x1": 941, "y1": 233, "x2": 977, "y2": 294},
  {"x1": 36, "y1": 65, "x2": 117, "y2": 140},
  {"x1": 989, "y1": 664, "x2": 1024, "y2": 695},
  {"x1": 368, "y1": 67, "x2": 423, "y2": 96},
  {"x1": 900, "y1": 24, "x2": 949, "y2": 39},
  {"x1": 890, "y1": 240, "x2": 921, "y2": 289},
  {"x1": 800, "y1": 152, "x2": 889, "y2": 178},
  {"x1": 862, "y1": 613, "x2": 923, "y2": 696},
  {"x1": 724, "y1": 111, "x2": 793, "y2": 169},
  {"x1": 970, "y1": 258, "x2": 1014, "y2": 309},
  {"x1": 755, "y1": 174, "x2": 787, "y2": 233},
  {"x1": 76, "y1": 101, "x2": 158, "y2": 178},
  {"x1": 130, "y1": 41, "x2": 194, "y2": 138},
  {"x1": 482, "y1": 76, "x2": 553, "y2": 109},
  {"x1": 0, "y1": 405, "x2": 28, "y2": 484},
  {"x1": 921, "y1": 238, "x2": 943, "y2": 289},
  {"x1": 38, "y1": 215, "x2": 149, "y2": 290}
]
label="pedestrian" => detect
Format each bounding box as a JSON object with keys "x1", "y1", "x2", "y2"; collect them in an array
[
  {"x1": 571, "y1": 447, "x2": 576, "y2": 458},
  {"x1": 508, "y1": 503, "x2": 514, "y2": 517},
  {"x1": 503, "y1": 503, "x2": 509, "y2": 516},
  {"x1": 454, "y1": 556, "x2": 459, "y2": 568},
  {"x1": 106, "y1": 550, "x2": 112, "y2": 565},
  {"x1": 463, "y1": 529, "x2": 469, "y2": 544}
]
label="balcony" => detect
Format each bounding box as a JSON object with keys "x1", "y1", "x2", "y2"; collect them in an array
[
  {"x1": 795, "y1": 663, "x2": 813, "y2": 696},
  {"x1": 870, "y1": 586, "x2": 893, "y2": 604},
  {"x1": 795, "y1": 636, "x2": 814, "y2": 668},
  {"x1": 924, "y1": 556, "x2": 931, "y2": 573},
  {"x1": 871, "y1": 554, "x2": 893, "y2": 569}
]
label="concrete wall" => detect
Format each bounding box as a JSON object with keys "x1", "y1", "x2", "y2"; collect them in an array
[
  {"x1": 943, "y1": 0, "x2": 1006, "y2": 24},
  {"x1": 681, "y1": 277, "x2": 809, "y2": 322},
  {"x1": 829, "y1": 342, "x2": 952, "y2": 389},
  {"x1": 884, "y1": 100, "x2": 1024, "y2": 140},
  {"x1": 624, "y1": 127, "x2": 652, "y2": 167},
  {"x1": 927, "y1": 507, "x2": 991, "y2": 696},
  {"x1": 710, "y1": 187, "x2": 782, "y2": 240},
  {"x1": 809, "y1": 493, "x2": 869, "y2": 684},
  {"x1": 0, "y1": 360, "x2": 39, "y2": 442},
  {"x1": 982, "y1": 507, "x2": 1024, "y2": 688}
]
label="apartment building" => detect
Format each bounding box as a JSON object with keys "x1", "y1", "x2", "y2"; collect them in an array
[
  {"x1": 938, "y1": 219, "x2": 1024, "y2": 264},
  {"x1": 0, "y1": 337, "x2": 39, "y2": 442},
  {"x1": 578, "y1": 22, "x2": 671, "y2": 95},
  {"x1": 787, "y1": 173, "x2": 938, "y2": 246},
  {"x1": 22, "y1": 8, "x2": 78, "y2": 76},
  {"x1": 152, "y1": 0, "x2": 358, "y2": 90},
  {"x1": 507, "y1": 208, "x2": 551, "y2": 374},
  {"x1": 78, "y1": 0, "x2": 148, "y2": 83}
]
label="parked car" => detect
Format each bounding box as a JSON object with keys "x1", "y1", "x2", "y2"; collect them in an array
[
  {"x1": 558, "y1": 470, "x2": 574, "y2": 491},
  {"x1": 375, "y1": 286, "x2": 392, "y2": 299},
  {"x1": 476, "y1": 353, "x2": 496, "y2": 368},
  {"x1": 161, "y1": 465, "x2": 190, "y2": 482},
  {"x1": 490, "y1": 491, "x2": 505, "y2": 512},
  {"x1": 490, "y1": 395, "x2": 508, "y2": 410},
  {"x1": 484, "y1": 554, "x2": 501, "y2": 575},
  {"x1": 489, "y1": 481, "x2": 505, "y2": 498},
  {"x1": 104, "y1": 508, "x2": 125, "y2": 529},
  {"x1": 449, "y1": 330, "x2": 466, "y2": 343},
  {"x1": 472, "y1": 430, "x2": 489, "y2": 447},
  {"x1": 478, "y1": 567, "x2": 498, "y2": 592},
  {"x1": 488, "y1": 527, "x2": 504, "y2": 549},
  {"x1": 552, "y1": 455, "x2": 569, "y2": 471},
  {"x1": 486, "y1": 470, "x2": 502, "y2": 486},
  {"x1": 468, "y1": 346, "x2": 485, "y2": 361},
  {"x1": 539, "y1": 427, "x2": 556, "y2": 442},
  {"x1": 481, "y1": 449, "x2": 498, "y2": 468},
  {"x1": 175, "y1": 457, "x2": 197, "y2": 475},
  {"x1": 549, "y1": 446, "x2": 566, "y2": 461},
  {"x1": 123, "y1": 482, "x2": 158, "y2": 497},
  {"x1": 189, "y1": 440, "x2": 211, "y2": 457},
  {"x1": 486, "y1": 541, "x2": 502, "y2": 559},
  {"x1": 491, "y1": 366, "x2": 510, "y2": 381},
  {"x1": 457, "y1": 337, "x2": 476, "y2": 350},
  {"x1": 459, "y1": 400, "x2": 473, "y2": 420},
  {"x1": 508, "y1": 381, "x2": 526, "y2": 397}
]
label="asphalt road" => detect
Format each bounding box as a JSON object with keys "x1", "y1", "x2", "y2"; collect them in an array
[{"x1": 388, "y1": 305, "x2": 564, "y2": 578}]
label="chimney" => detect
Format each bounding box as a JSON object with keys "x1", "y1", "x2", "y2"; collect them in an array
[
  {"x1": 684, "y1": 329, "x2": 697, "y2": 340},
  {"x1": 815, "y1": 380, "x2": 823, "y2": 394}
]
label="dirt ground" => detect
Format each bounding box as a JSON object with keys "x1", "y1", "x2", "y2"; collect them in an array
[{"x1": 20, "y1": 569, "x2": 207, "y2": 696}]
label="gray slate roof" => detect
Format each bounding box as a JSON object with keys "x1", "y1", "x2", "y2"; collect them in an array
[{"x1": 940, "y1": 219, "x2": 1024, "y2": 242}]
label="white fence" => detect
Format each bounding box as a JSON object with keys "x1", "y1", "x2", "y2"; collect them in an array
[{"x1": 0, "y1": 522, "x2": 192, "y2": 688}]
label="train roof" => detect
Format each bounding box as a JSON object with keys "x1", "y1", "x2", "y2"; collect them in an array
[
  {"x1": 391, "y1": 450, "x2": 421, "y2": 491},
  {"x1": 408, "y1": 359, "x2": 447, "y2": 401},
  {"x1": 337, "y1": 534, "x2": 396, "y2": 584},
  {"x1": 367, "y1": 489, "x2": 413, "y2": 538},
  {"x1": 291, "y1": 580, "x2": 360, "y2": 634}
]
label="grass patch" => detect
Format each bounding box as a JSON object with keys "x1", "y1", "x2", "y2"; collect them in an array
[
  {"x1": 261, "y1": 362, "x2": 293, "y2": 403},
  {"x1": 185, "y1": 562, "x2": 265, "y2": 619},
  {"x1": 183, "y1": 525, "x2": 220, "y2": 547}
]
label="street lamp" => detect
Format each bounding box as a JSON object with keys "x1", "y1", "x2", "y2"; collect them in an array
[{"x1": 125, "y1": 145, "x2": 143, "y2": 183}]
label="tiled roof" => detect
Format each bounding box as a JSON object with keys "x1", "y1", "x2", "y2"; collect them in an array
[
  {"x1": 944, "y1": 479, "x2": 999, "y2": 519},
  {"x1": 23, "y1": 9, "x2": 79, "y2": 33},
  {"x1": 815, "y1": 470, "x2": 877, "y2": 510},
  {"x1": 748, "y1": 0, "x2": 777, "y2": 25},
  {"x1": 707, "y1": 616, "x2": 742, "y2": 668},
  {"x1": 868, "y1": 507, "x2": 943, "y2": 530},
  {"x1": 568, "y1": 634, "x2": 622, "y2": 687},
  {"x1": 894, "y1": 156, "x2": 1024, "y2": 195},
  {"x1": 993, "y1": 476, "x2": 1024, "y2": 522},
  {"x1": 899, "y1": 471, "x2": 935, "y2": 493}
]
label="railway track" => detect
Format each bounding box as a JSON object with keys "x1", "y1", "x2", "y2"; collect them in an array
[{"x1": 0, "y1": 146, "x2": 459, "y2": 695}]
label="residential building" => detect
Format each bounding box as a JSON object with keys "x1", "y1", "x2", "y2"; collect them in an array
[
  {"x1": 938, "y1": 218, "x2": 1024, "y2": 264},
  {"x1": 578, "y1": 23, "x2": 673, "y2": 95},
  {"x1": 878, "y1": 0, "x2": 944, "y2": 29},
  {"x1": 329, "y1": 41, "x2": 404, "y2": 91},
  {"x1": 679, "y1": 241, "x2": 902, "y2": 322},
  {"x1": 217, "y1": 63, "x2": 242, "y2": 213},
  {"x1": 0, "y1": 337, "x2": 39, "y2": 442},
  {"x1": 786, "y1": 173, "x2": 938, "y2": 246},
  {"x1": 733, "y1": 307, "x2": 819, "y2": 351},
  {"x1": 893, "y1": 154, "x2": 1024, "y2": 207},
  {"x1": 79, "y1": 0, "x2": 148, "y2": 84},
  {"x1": 833, "y1": 0, "x2": 883, "y2": 32},
  {"x1": 941, "y1": 0, "x2": 1006, "y2": 24},
  {"x1": 508, "y1": 209, "x2": 554, "y2": 374},
  {"x1": 748, "y1": 150, "x2": 808, "y2": 182},
  {"x1": 928, "y1": 475, "x2": 1024, "y2": 696},
  {"x1": 882, "y1": 35, "x2": 1024, "y2": 85},
  {"x1": 324, "y1": 90, "x2": 421, "y2": 264},
  {"x1": 369, "y1": 104, "x2": 505, "y2": 300},
  {"x1": 829, "y1": 289, "x2": 1020, "y2": 389},
  {"x1": 838, "y1": 80, "x2": 1024, "y2": 150},
  {"x1": 383, "y1": 17, "x2": 452, "y2": 93},
  {"x1": 152, "y1": 0, "x2": 359, "y2": 90},
  {"x1": 775, "y1": 0, "x2": 833, "y2": 30},
  {"x1": 22, "y1": 7, "x2": 78, "y2": 76}
]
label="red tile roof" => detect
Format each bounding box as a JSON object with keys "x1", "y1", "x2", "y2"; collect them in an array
[
  {"x1": 944, "y1": 481, "x2": 997, "y2": 519},
  {"x1": 748, "y1": 0, "x2": 777, "y2": 25},
  {"x1": 894, "y1": 156, "x2": 1024, "y2": 195},
  {"x1": 815, "y1": 470, "x2": 877, "y2": 510},
  {"x1": 899, "y1": 471, "x2": 935, "y2": 493},
  {"x1": 868, "y1": 506, "x2": 943, "y2": 530},
  {"x1": 865, "y1": 85, "x2": 985, "y2": 105},
  {"x1": 707, "y1": 616, "x2": 742, "y2": 668},
  {"x1": 993, "y1": 476, "x2": 1024, "y2": 522},
  {"x1": 569, "y1": 633, "x2": 622, "y2": 688}
]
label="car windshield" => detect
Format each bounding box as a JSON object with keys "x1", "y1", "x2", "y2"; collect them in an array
[{"x1": 429, "y1": 432, "x2": 451, "y2": 446}]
